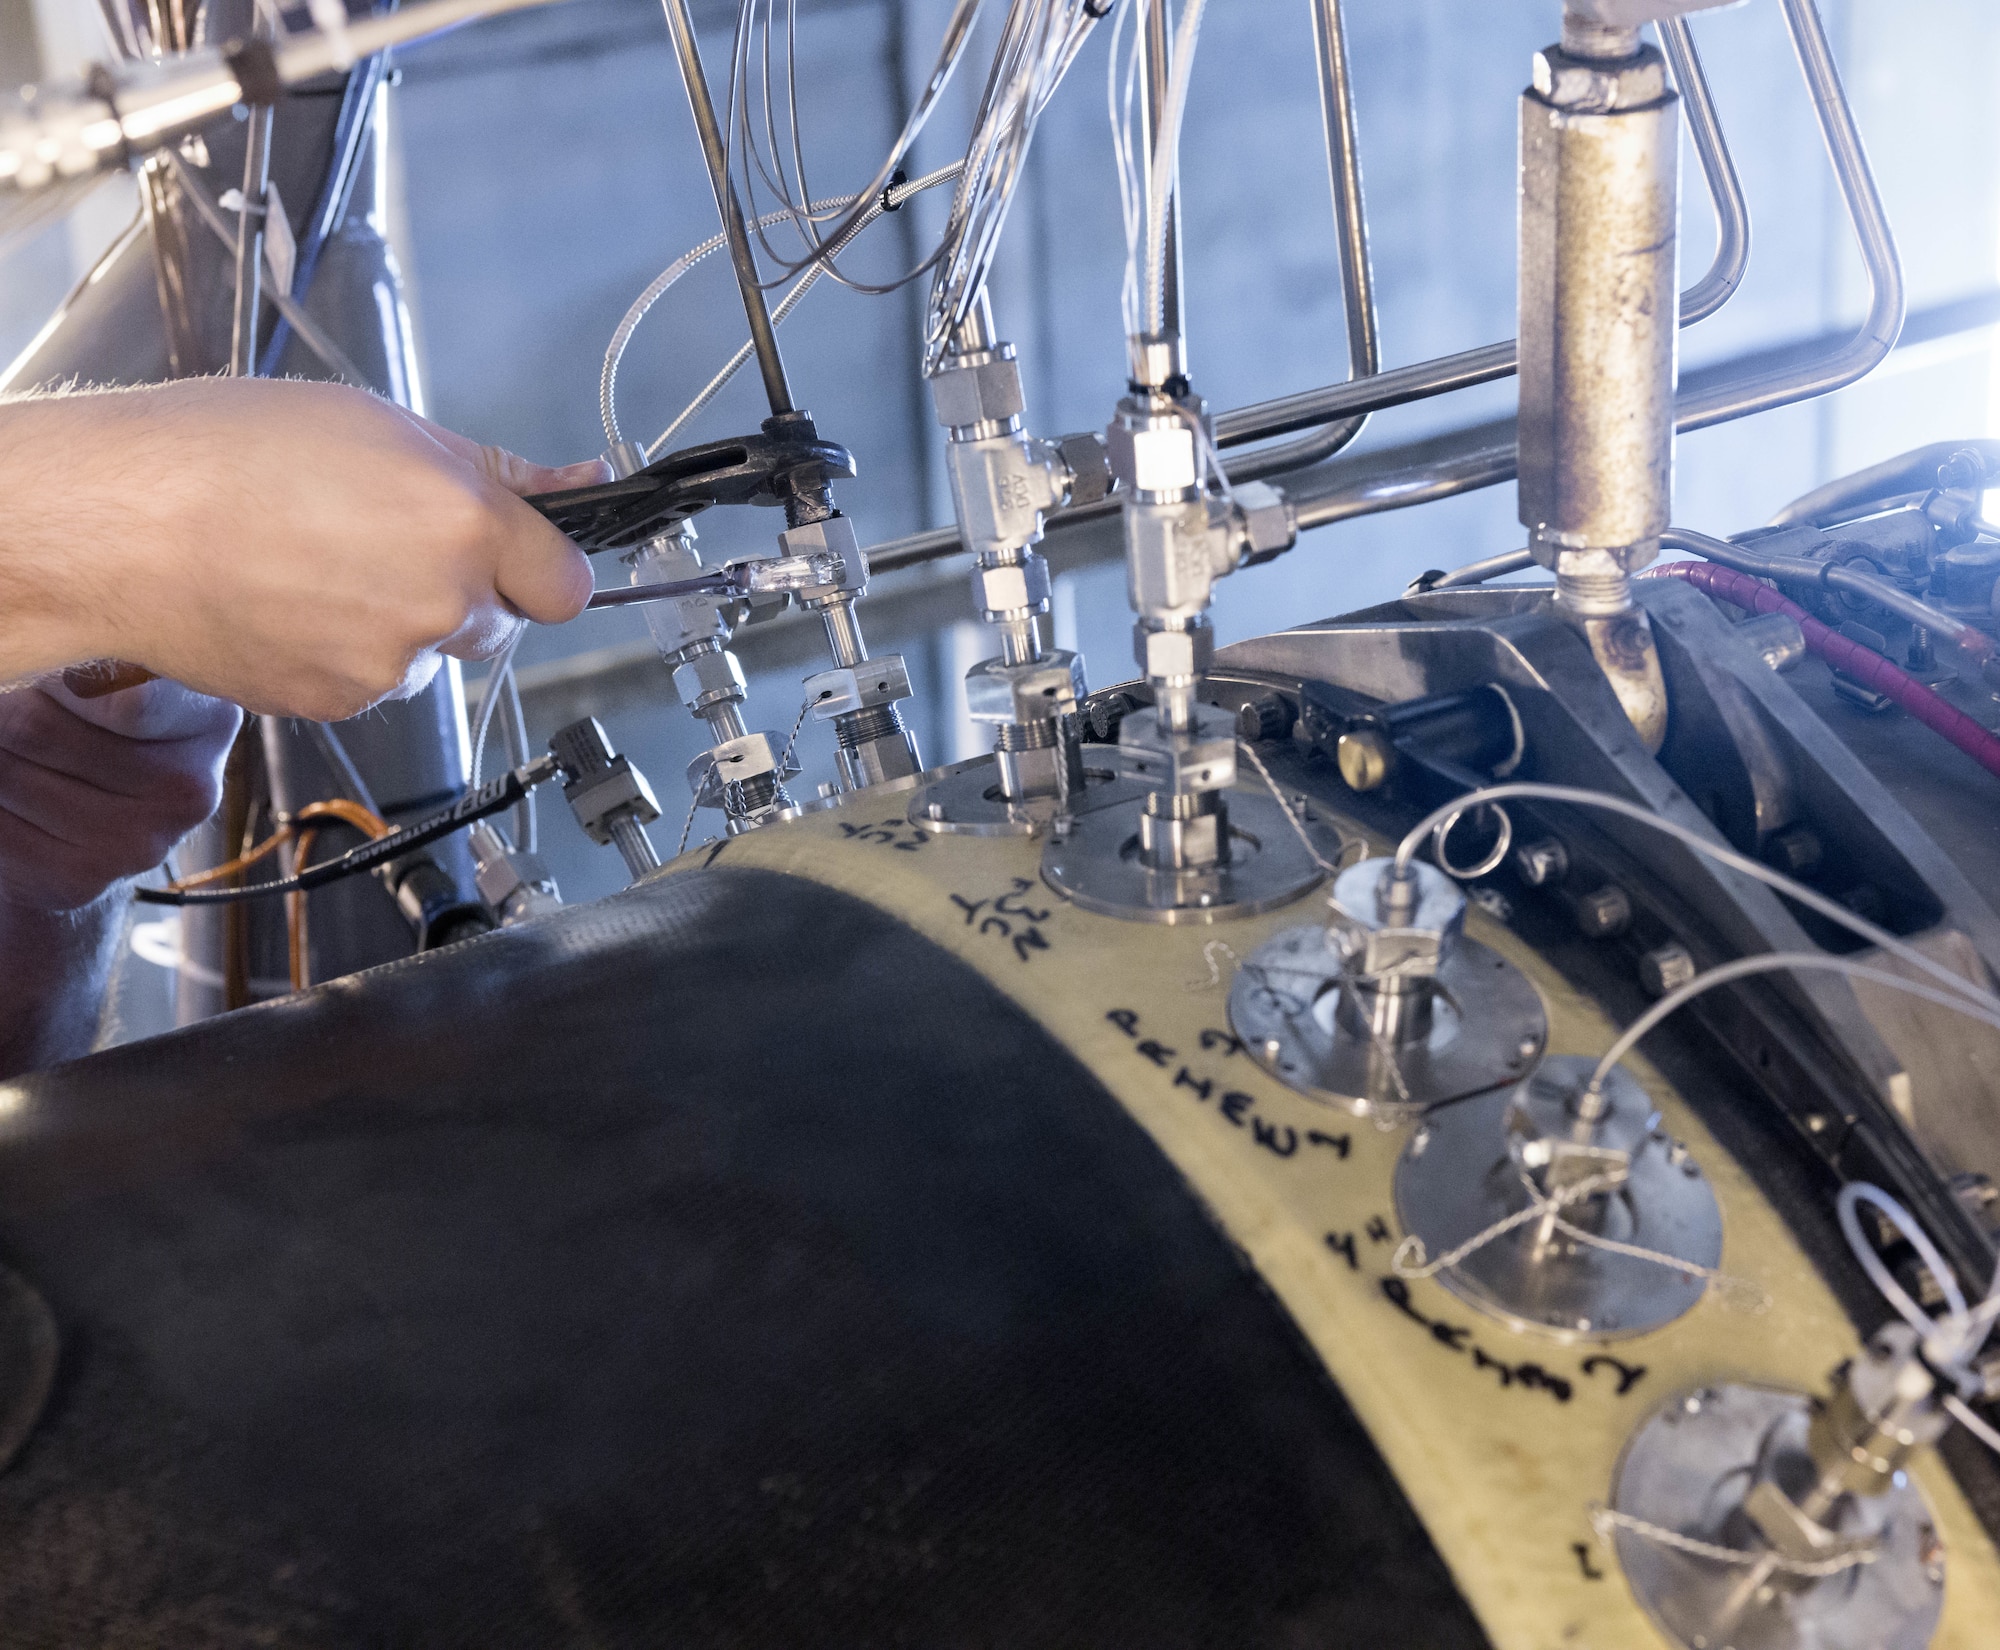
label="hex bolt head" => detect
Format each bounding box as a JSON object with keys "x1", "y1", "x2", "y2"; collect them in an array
[
  {"x1": 1638, "y1": 942, "x2": 1697, "y2": 998},
  {"x1": 1574, "y1": 885, "x2": 1632, "y2": 939},
  {"x1": 1764, "y1": 826, "x2": 1824, "y2": 878},
  {"x1": 1514, "y1": 837, "x2": 1570, "y2": 888}
]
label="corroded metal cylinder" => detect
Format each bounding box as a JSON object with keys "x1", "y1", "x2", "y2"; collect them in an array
[{"x1": 1517, "y1": 40, "x2": 1679, "y2": 560}]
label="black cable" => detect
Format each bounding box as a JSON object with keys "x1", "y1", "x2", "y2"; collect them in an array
[{"x1": 136, "y1": 758, "x2": 559, "y2": 907}]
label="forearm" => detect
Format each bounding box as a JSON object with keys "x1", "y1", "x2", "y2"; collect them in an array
[
  {"x1": 0, "y1": 391, "x2": 161, "y2": 685},
  {"x1": 0, "y1": 888, "x2": 127, "y2": 1078}
]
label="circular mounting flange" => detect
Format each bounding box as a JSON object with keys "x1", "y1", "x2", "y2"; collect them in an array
[
  {"x1": 1392, "y1": 1056, "x2": 1722, "y2": 1341},
  {"x1": 1228, "y1": 922, "x2": 1545, "y2": 1121},
  {"x1": 1608, "y1": 1383, "x2": 1944, "y2": 1650},
  {"x1": 1039, "y1": 787, "x2": 1340, "y2": 925},
  {"x1": 908, "y1": 760, "x2": 1143, "y2": 838}
]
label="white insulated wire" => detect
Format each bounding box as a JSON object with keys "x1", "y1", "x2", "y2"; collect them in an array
[
  {"x1": 642, "y1": 163, "x2": 963, "y2": 460},
  {"x1": 1391, "y1": 782, "x2": 2000, "y2": 1021},
  {"x1": 1586, "y1": 950, "x2": 2000, "y2": 1099}
]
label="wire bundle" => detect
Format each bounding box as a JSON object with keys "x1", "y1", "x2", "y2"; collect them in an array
[
  {"x1": 721, "y1": 0, "x2": 984, "y2": 295},
  {"x1": 924, "y1": 0, "x2": 1107, "y2": 368},
  {"x1": 1107, "y1": 0, "x2": 1209, "y2": 342}
]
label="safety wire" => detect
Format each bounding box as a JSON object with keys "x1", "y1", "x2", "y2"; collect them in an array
[
  {"x1": 1593, "y1": 1180, "x2": 2000, "y2": 1579},
  {"x1": 676, "y1": 693, "x2": 821, "y2": 859},
  {"x1": 1377, "y1": 782, "x2": 2000, "y2": 1350}
]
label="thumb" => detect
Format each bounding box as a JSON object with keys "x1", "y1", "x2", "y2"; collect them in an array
[
  {"x1": 474, "y1": 449, "x2": 613, "y2": 498},
  {"x1": 405, "y1": 410, "x2": 612, "y2": 497}
]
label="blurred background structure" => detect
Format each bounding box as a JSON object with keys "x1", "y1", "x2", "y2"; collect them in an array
[{"x1": 2, "y1": 0, "x2": 1997, "y2": 971}]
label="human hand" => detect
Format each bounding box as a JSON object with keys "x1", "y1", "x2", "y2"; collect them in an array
[
  {"x1": 0, "y1": 676, "x2": 241, "y2": 913},
  {"x1": 0, "y1": 379, "x2": 609, "y2": 720}
]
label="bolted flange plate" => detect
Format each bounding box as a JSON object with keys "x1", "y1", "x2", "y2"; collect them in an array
[
  {"x1": 1392, "y1": 1057, "x2": 1722, "y2": 1342},
  {"x1": 907, "y1": 759, "x2": 1145, "y2": 838},
  {"x1": 1228, "y1": 922, "x2": 1545, "y2": 1122},
  {"x1": 1039, "y1": 787, "x2": 1340, "y2": 925},
  {"x1": 1608, "y1": 1383, "x2": 1944, "y2": 1650}
]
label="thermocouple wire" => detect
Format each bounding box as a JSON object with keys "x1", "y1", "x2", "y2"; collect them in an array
[
  {"x1": 1390, "y1": 780, "x2": 2000, "y2": 1019},
  {"x1": 635, "y1": 163, "x2": 964, "y2": 460}
]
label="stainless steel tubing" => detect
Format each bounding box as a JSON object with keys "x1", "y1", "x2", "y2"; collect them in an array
[
  {"x1": 1771, "y1": 439, "x2": 2000, "y2": 529},
  {"x1": 657, "y1": 0, "x2": 795, "y2": 416},
  {"x1": 1659, "y1": 526, "x2": 1974, "y2": 643},
  {"x1": 1659, "y1": 17, "x2": 1746, "y2": 326},
  {"x1": 1674, "y1": 0, "x2": 1901, "y2": 432},
  {"x1": 229, "y1": 103, "x2": 273, "y2": 377},
  {"x1": 1225, "y1": 0, "x2": 1380, "y2": 482},
  {"x1": 1427, "y1": 547, "x2": 1537, "y2": 590},
  {"x1": 1213, "y1": 12, "x2": 1749, "y2": 451},
  {"x1": 1290, "y1": 0, "x2": 1900, "y2": 532}
]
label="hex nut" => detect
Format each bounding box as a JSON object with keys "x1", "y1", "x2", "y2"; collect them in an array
[
  {"x1": 1532, "y1": 42, "x2": 1668, "y2": 111},
  {"x1": 1515, "y1": 837, "x2": 1570, "y2": 888},
  {"x1": 929, "y1": 350, "x2": 1026, "y2": 429},
  {"x1": 970, "y1": 556, "x2": 1052, "y2": 619},
  {"x1": 1057, "y1": 431, "x2": 1114, "y2": 506},
  {"x1": 1116, "y1": 704, "x2": 1237, "y2": 795},
  {"x1": 1105, "y1": 416, "x2": 1199, "y2": 494},
  {"x1": 1575, "y1": 884, "x2": 1633, "y2": 939},
  {"x1": 671, "y1": 647, "x2": 747, "y2": 710},
  {"x1": 1233, "y1": 480, "x2": 1294, "y2": 564},
  {"x1": 1638, "y1": 942, "x2": 1697, "y2": 998},
  {"x1": 1134, "y1": 622, "x2": 1214, "y2": 681},
  {"x1": 1329, "y1": 857, "x2": 1465, "y2": 979},
  {"x1": 803, "y1": 655, "x2": 914, "y2": 720},
  {"x1": 964, "y1": 652, "x2": 1086, "y2": 725}
]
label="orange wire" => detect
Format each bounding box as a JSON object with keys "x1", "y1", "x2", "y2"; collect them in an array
[
  {"x1": 164, "y1": 799, "x2": 391, "y2": 895},
  {"x1": 281, "y1": 802, "x2": 391, "y2": 993},
  {"x1": 286, "y1": 828, "x2": 318, "y2": 992}
]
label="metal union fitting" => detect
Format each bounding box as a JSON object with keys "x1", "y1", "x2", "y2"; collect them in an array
[
  {"x1": 929, "y1": 347, "x2": 1026, "y2": 430},
  {"x1": 1329, "y1": 857, "x2": 1466, "y2": 980},
  {"x1": 468, "y1": 821, "x2": 561, "y2": 926},
  {"x1": 1116, "y1": 703, "x2": 1237, "y2": 796},
  {"x1": 970, "y1": 555, "x2": 1053, "y2": 621},
  {"x1": 1125, "y1": 496, "x2": 1234, "y2": 619},
  {"x1": 803, "y1": 654, "x2": 913, "y2": 721},
  {"x1": 964, "y1": 651, "x2": 1086, "y2": 726},
  {"x1": 1057, "y1": 431, "x2": 1115, "y2": 507},
  {"x1": 1233, "y1": 480, "x2": 1295, "y2": 564},
  {"x1": 672, "y1": 646, "x2": 747, "y2": 713},
  {"x1": 1105, "y1": 412, "x2": 1199, "y2": 496},
  {"x1": 947, "y1": 436, "x2": 1064, "y2": 561},
  {"x1": 1133, "y1": 621, "x2": 1214, "y2": 682}
]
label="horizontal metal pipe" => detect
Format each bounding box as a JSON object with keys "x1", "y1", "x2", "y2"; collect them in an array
[{"x1": 1212, "y1": 9, "x2": 1749, "y2": 452}]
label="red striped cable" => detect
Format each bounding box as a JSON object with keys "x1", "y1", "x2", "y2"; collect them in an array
[{"x1": 1642, "y1": 559, "x2": 2000, "y2": 784}]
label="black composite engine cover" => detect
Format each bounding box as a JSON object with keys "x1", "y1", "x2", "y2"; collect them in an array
[{"x1": 0, "y1": 868, "x2": 1483, "y2": 1648}]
